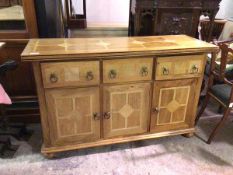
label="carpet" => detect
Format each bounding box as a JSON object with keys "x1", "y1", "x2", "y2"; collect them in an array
[{"x1": 0, "y1": 101, "x2": 233, "y2": 175}]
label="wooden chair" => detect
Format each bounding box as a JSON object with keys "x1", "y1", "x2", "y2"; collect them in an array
[
  {"x1": 196, "y1": 38, "x2": 233, "y2": 144},
  {"x1": 200, "y1": 19, "x2": 227, "y2": 41}
]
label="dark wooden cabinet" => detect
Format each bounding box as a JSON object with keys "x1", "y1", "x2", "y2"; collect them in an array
[
  {"x1": 0, "y1": 0, "x2": 39, "y2": 123},
  {"x1": 129, "y1": 0, "x2": 221, "y2": 41},
  {"x1": 156, "y1": 8, "x2": 200, "y2": 36}
]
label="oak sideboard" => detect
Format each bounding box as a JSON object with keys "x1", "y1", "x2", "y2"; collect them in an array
[{"x1": 21, "y1": 35, "x2": 218, "y2": 157}]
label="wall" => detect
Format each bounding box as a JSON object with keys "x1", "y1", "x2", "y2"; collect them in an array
[
  {"x1": 72, "y1": 0, "x2": 130, "y2": 27},
  {"x1": 216, "y1": 0, "x2": 233, "y2": 20}
]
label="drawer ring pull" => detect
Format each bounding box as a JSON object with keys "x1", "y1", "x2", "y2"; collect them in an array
[
  {"x1": 109, "y1": 70, "x2": 117, "y2": 79},
  {"x1": 140, "y1": 66, "x2": 149, "y2": 76},
  {"x1": 103, "y1": 112, "x2": 111, "y2": 119},
  {"x1": 50, "y1": 73, "x2": 58, "y2": 83},
  {"x1": 86, "y1": 71, "x2": 94, "y2": 81},
  {"x1": 152, "y1": 107, "x2": 160, "y2": 113},
  {"x1": 162, "y1": 67, "x2": 169, "y2": 75},
  {"x1": 93, "y1": 112, "x2": 101, "y2": 120},
  {"x1": 191, "y1": 65, "x2": 199, "y2": 74}
]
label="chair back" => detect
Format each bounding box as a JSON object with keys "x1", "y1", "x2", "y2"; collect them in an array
[
  {"x1": 200, "y1": 19, "x2": 227, "y2": 41},
  {"x1": 210, "y1": 39, "x2": 233, "y2": 104},
  {"x1": 213, "y1": 39, "x2": 233, "y2": 79}
]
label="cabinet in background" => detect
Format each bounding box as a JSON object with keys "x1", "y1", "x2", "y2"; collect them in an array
[{"x1": 129, "y1": 0, "x2": 221, "y2": 41}]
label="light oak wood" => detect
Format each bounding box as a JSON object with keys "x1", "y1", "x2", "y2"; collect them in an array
[
  {"x1": 150, "y1": 79, "x2": 197, "y2": 132},
  {"x1": 32, "y1": 62, "x2": 51, "y2": 146},
  {"x1": 155, "y1": 55, "x2": 205, "y2": 80},
  {"x1": 45, "y1": 87, "x2": 100, "y2": 146},
  {"x1": 103, "y1": 58, "x2": 153, "y2": 83},
  {"x1": 103, "y1": 83, "x2": 150, "y2": 138},
  {"x1": 21, "y1": 35, "x2": 218, "y2": 61},
  {"x1": 41, "y1": 128, "x2": 195, "y2": 155},
  {"x1": 21, "y1": 35, "x2": 218, "y2": 157},
  {"x1": 41, "y1": 61, "x2": 100, "y2": 88}
]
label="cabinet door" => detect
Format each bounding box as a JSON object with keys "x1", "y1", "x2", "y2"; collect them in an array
[
  {"x1": 45, "y1": 87, "x2": 100, "y2": 146},
  {"x1": 103, "y1": 83, "x2": 151, "y2": 138},
  {"x1": 150, "y1": 79, "x2": 197, "y2": 132}
]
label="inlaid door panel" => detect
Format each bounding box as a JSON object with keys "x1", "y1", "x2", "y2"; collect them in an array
[
  {"x1": 45, "y1": 87, "x2": 100, "y2": 145},
  {"x1": 150, "y1": 79, "x2": 197, "y2": 132},
  {"x1": 103, "y1": 83, "x2": 151, "y2": 138}
]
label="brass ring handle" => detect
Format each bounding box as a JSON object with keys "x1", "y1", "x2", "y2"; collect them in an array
[
  {"x1": 162, "y1": 67, "x2": 169, "y2": 75},
  {"x1": 191, "y1": 65, "x2": 199, "y2": 74},
  {"x1": 93, "y1": 112, "x2": 101, "y2": 120},
  {"x1": 50, "y1": 73, "x2": 58, "y2": 83},
  {"x1": 109, "y1": 70, "x2": 117, "y2": 79},
  {"x1": 103, "y1": 112, "x2": 111, "y2": 119},
  {"x1": 152, "y1": 107, "x2": 160, "y2": 113},
  {"x1": 86, "y1": 71, "x2": 94, "y2": 81},
  {"x1": 141, "y1": 66, "x2": 149, "y2": 76}
]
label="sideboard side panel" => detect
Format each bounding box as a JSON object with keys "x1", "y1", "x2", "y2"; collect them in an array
[{"x1": 32, "y1": 62, "x2": 51, "y2": 146}]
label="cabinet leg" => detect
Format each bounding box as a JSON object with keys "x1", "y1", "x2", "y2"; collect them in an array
[
  {"x1": 43, "y1": 152, "x2": 55, "y2": 159},
  {"x1": 182, "y1": 133, "x2": 194, "y2": 138}
]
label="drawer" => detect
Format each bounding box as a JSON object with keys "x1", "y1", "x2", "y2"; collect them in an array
[
  {"x1": 157, "y1": 0, "x2": 202, "y2": 8},
  {"x1": 103, "y1": 58, "x2": 153, "y2": 83},
  {"x1": 41, "y1": 61, "x2": 100, "y2": 88},
  {"x1": 155, "y1": 55, "x2": 205, "y2": 80}
]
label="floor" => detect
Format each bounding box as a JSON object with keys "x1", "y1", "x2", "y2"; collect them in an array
[{"x1": 0, "y1": 101, "x2": 233, "y2": 175}]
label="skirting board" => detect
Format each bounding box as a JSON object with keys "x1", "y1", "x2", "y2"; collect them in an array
[{"x1": 41, "y1": 128, "x2": 195, "y2": 154}]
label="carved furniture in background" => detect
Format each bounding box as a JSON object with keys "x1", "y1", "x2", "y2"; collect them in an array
[
  {"x1": 0, "y1": 2, "x2": 24, "y2": 30},
  {"x1": 0, "y1": 0, "x2": 38, "y2": 39},
  {"x1": 0, "y1": 0, "x2": 39, "y2": 123},
  {"x1": 196, "y1": 39, "x2": 233, "y2": 144},
  {"x1": 129, "y1": 0, "x2": 221, "y2": 41},
  {"x1": 21, "y1": 35, "x2": 218, "y2": 157}
]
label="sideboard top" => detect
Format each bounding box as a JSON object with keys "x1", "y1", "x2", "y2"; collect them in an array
[{"x1": 21, "y1": 35, "x2": 218, "y2": 61}]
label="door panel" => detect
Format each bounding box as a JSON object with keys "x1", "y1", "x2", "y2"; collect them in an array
[
  {"x1": 45, "y1": 87, "x2": 100, "y2": 146},
  {"x1": 150, "y1": 79, "x2": 197, "y2": 132},
  {"x1": 103, "y1": 83, "x2": 151, "y2": 138}
]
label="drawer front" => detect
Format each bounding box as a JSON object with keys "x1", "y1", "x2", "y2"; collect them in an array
[
  {"x1": 41, "y1": 61, "x2": 100, "y2": 88},
  {"x1": 155, "y1": 55, "x2": 205, "y2": 80},
  {"x1": 158, "y1": 0, "x2": 202, "y2": 8},
  {"x1": 103, "y1": 58, "x2": 153, "y2": 83}
]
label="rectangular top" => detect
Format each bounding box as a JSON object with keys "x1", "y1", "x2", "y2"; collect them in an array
[{"x1": 21, "y1": 35, "x2": 218, "y2": 62}]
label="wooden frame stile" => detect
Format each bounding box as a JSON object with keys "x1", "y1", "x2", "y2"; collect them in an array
[
  {"x1": 32, "y1": 62, "x2": 51, "y2": 147},
  {"x1": 148, "y1": 56, "x2": 157, "y2": 132},
  {"x1": 99, "y1": 58, "x2": 104, "y2": 139}
]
